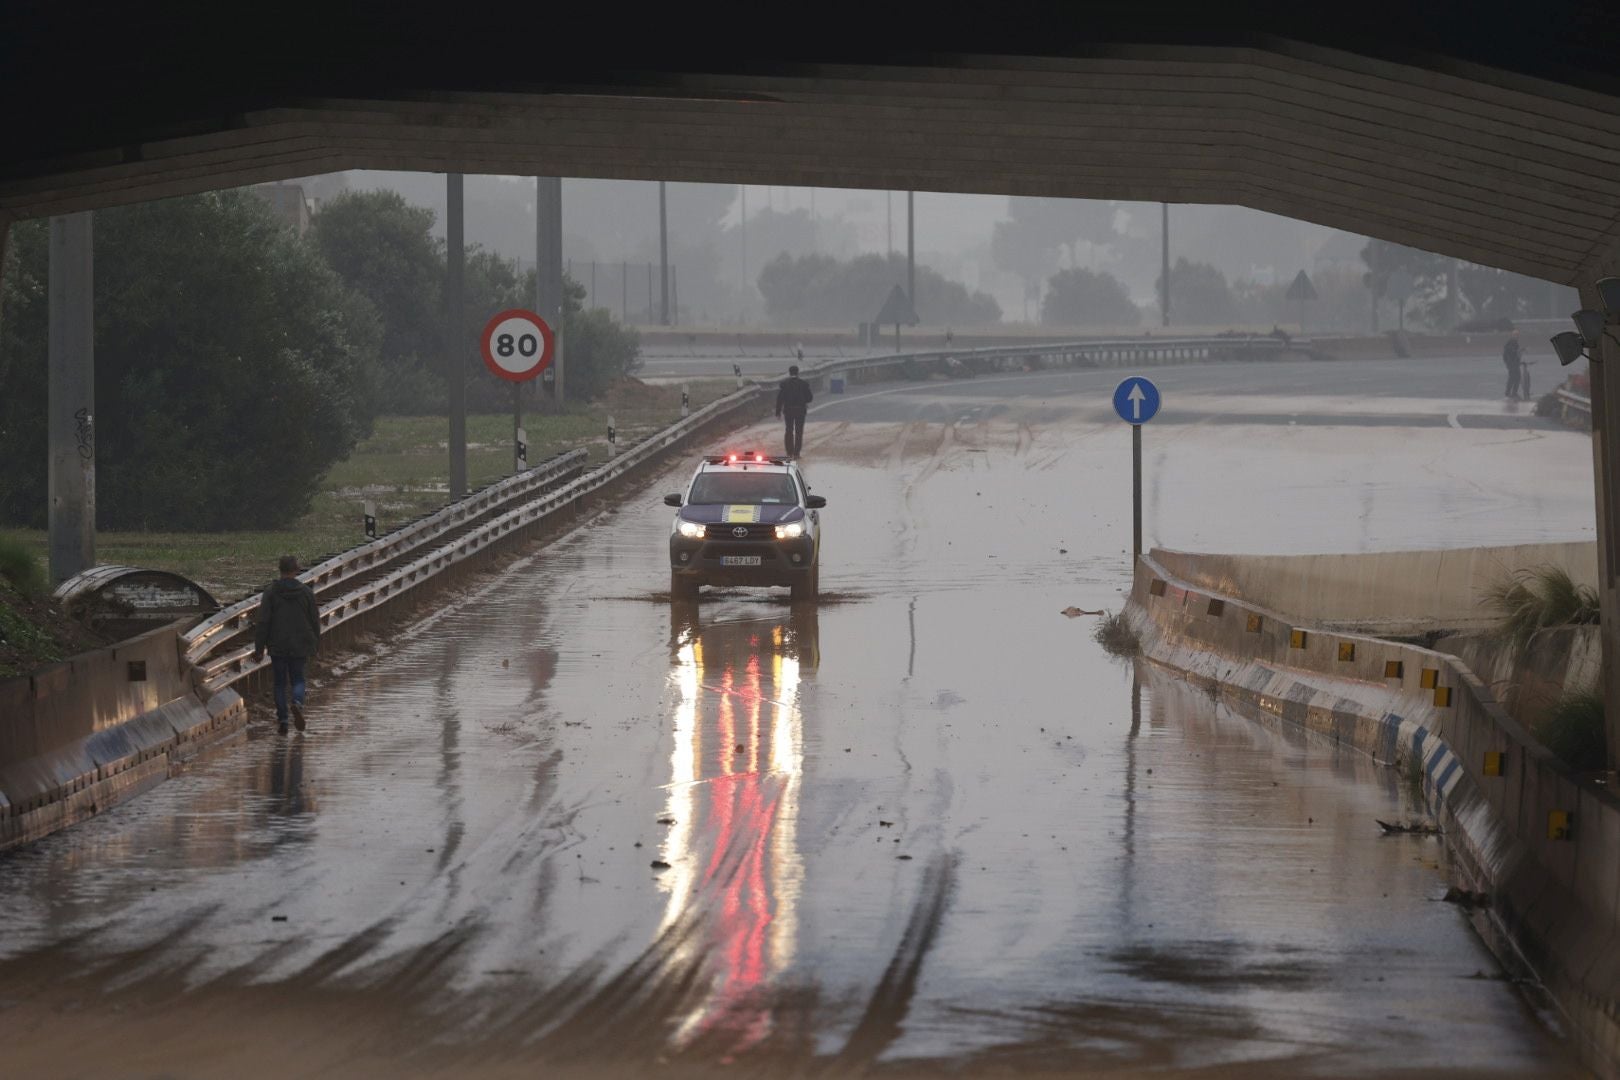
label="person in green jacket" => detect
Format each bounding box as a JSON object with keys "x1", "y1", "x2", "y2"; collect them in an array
[{"x1": 252, "y1": 555, "x2": 321, "y2": 734}]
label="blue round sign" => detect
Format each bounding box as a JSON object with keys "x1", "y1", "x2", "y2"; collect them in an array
[{"x1": 1113, "y1": 377, "x2": 1161, "y2": 425}]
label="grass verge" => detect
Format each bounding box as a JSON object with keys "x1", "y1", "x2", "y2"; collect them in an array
[{"x1": 9, "y1": 380, "x2": 737, "y2": 602}]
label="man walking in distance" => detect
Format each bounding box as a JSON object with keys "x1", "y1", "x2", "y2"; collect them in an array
[
  {"x1": 1503, "y1": 328, "x2": 1524, "y2": 400},
  {"x1": 252, "y1": 555, "x2": 321, "y2": 734},
  {"x1": 776, "y1": 364, "x2": 814, "y2": 458}
]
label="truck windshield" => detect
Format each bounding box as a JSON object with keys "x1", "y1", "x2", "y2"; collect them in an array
[{"x1": 687, "y1": 472, "x2": 798, "y2": 505}]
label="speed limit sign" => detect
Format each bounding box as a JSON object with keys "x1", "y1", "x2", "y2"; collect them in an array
[{"x1": 480, "y1": 309, "x2": 555, "y2": 382}]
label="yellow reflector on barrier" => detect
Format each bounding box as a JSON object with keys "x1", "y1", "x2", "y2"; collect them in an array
[
  {"x1": 1289, "y1": 629, "x2": 1308, "y2": 649},
  {"x1": 1384, "y1": 660, "x2": 1404, "y2": 678},
  {"x1": 1420, "y1": 668, "x2": 1439, "y2": 689},
  {"x1": 1434, "y1": 686, "x2": 1453, "y2": 707},
  {"x1": 1483, "y1": 751, "x2": 1504, "y2": 777},
  {"x1": 1338, "y1": 642, "x2": 1355, "y2": 662},
  {"x1": 1548, "y1": 809, "x2": 1572, "y2": 841},
  {"x1": 1246, "y1": 613, "x2": 1263, "y2": 633}
]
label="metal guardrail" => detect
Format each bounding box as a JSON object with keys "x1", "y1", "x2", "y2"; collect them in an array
[
  {"x1": 1556, "y1": 387, "x2": 1592, "y2": 420},
  {"x1": 181, "y1": 447, "x2": 589, "y2": 666},
  {"x1": 799, "y1": 334, "x2": 1297, "y2": 383},
  {"x1": 184, "y1": 333, "x2": 1298, "y2": 692},
  {"x1": 188, "y1": 387, "x2": 765, "y2": 694}
]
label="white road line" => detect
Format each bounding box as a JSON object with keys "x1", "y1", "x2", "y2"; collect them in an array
[{"x1": 1447, "y1": 413, "x2": 1463, "y2": 429}]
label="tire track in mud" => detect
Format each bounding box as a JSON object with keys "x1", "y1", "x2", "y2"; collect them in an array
[{"x1": 833, "y1": 851, "x2": 959, "y2": 1070}]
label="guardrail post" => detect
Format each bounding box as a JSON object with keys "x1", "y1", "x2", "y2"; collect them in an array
[
  {"x1": 681, "y1": 384, "x2": 690, "y2": 419},
  {"x1": 607, "y1": 416, "x2": 617, "y2": 457}
]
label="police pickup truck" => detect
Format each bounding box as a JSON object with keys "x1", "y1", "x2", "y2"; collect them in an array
[{"x1": 664, "y1": 453, "x2": 825, "y2": 601}]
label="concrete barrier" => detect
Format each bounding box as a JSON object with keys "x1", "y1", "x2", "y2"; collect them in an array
[
  {"x1": 1154, "y1": 542, "x2": 1598, "y2": 636},
  {"x1": 0, "y1": 620, "x2": 245, "y2": 850},
  {"x1": 1128, "y1": 550, "x2": 1620, "y2": 1076}
]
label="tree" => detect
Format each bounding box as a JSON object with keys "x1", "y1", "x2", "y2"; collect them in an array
[
  {"x1": 1041, "y1": 268, "x2": 1141, "y2": 327},
  {"x1": 992, "y1": 197, "x2": 1118, "y2": 319},
  {"x1": 756, "y1": 253, "x2": 999, "y2": 327},
  {"x1": 310, "y1": 190, "x2": 442, "y2": 413},
  {"x1": 0, "y1": 191, "x2": 377, "y2": 531},
  {"x1": 1360, "y1": 239, "x2": 1447, "y2": 331},
  {"x1": 313, "y1": 192, "x2": 640, "y2": 411},
  {"x1": 1156, "y1": 258, "x2": 1236, "y2": 326}
]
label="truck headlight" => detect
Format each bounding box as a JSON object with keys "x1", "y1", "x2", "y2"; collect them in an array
[
  {"x1": 774, "y1": 521, "x2": 804, "y2": 540},
  {"x1": 677, "y1": 520, "x2": 705, "y2": 538}
]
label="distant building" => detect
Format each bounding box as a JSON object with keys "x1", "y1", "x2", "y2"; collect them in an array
[{"x1": 251, "y1": 183, "x2": 313, "y2": 236}]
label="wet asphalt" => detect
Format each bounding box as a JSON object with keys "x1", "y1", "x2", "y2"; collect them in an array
[{"x1": 0, "y1": 359, "x2": 1592, "y2": 1078}]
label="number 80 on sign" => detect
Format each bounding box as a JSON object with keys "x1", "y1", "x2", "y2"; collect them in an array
[{"x1": 480, "y1": 309, "x2": 555, "y2": 382}]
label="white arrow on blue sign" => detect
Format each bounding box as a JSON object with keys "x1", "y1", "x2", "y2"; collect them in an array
[{"x1": 1113, "y1": 376, "x2": 1161, "y2": 425}]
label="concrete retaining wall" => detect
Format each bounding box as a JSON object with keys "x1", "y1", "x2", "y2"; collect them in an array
[
  {"x1": 1154, "y1": 541, "x2": 1598, "y2": 636},
  {"x1": 1128, "y1": 550, "x2": 1620, "y2": 1077},
  {"x1": 0, "y1": 620, "x2": 245, "y2": 850}
]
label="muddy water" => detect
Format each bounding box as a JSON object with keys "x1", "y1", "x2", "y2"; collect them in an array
[{"x1": 0, "y1": 368, "x2": 1588, "y2": 1077}]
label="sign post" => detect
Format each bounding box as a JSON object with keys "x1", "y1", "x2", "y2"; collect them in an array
[
  {"x1": 480, "y1": 308, "x2": 555, "y2": 473},
  {"x1": 1112, "y1": 376, "x2": 1162, "y2": 561}
]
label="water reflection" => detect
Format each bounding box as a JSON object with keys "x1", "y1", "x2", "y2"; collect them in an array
[{"x1": 659, "y1": 601, "x2": 817, "y2": 1056}]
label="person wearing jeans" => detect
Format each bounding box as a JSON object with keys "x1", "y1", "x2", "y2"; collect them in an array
[{"x1": 252, "y1": 554, "x2": 322, "y2": 734}]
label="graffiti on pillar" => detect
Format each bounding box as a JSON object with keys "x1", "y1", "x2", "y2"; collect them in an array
[{"x1": 73, "y1": 408, "x2": 94, "y2": 463}]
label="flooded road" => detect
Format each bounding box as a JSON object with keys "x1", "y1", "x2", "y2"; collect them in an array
[{"x1": 0, "y1": 361, "x2": 1590, "y2": 1078}]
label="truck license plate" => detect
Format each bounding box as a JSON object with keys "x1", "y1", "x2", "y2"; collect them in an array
[{"x1": 721, "y1": 556, "x2": 762, "y2": 567}]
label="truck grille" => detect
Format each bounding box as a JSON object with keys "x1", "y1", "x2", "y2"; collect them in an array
[{"x1": 705, "y1": 523, "x2": 776, "y2": 539}]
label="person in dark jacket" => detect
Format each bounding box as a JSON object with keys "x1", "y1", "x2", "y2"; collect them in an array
[
  {"x1": 252, "y1": 555, "x2": 321, "y2": 734},
  {"x1": 775, "y1": 365, "x2": 814, "y2": 458},
  {"x1": 1503, "y1": 328, "x2": 1524, "y2": 399}
]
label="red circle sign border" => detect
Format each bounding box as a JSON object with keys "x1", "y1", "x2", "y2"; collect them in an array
[{"x1": 480, "y1": 309, "x2": 555, "y2": 382}]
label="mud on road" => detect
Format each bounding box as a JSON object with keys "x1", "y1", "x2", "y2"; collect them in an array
[{"x1": 0, "y1": 365, "x2": 1587, "y2": 1078}]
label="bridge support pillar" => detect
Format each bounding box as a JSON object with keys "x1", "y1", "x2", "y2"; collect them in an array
[
  {"x1": 48, "y1": 212, "x2": 95, "y2": 584},
  {"x1": 1581, "y1": 276, "x2": 1620, "y2": 773}
]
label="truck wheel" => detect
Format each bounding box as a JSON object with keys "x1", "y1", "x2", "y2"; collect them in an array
[
  {"x1": 790, "y1": 565, "x2": 819, "y2": 603},
  {"x1": 671, "y1": 573, "x2": 699, "y2": 602}
]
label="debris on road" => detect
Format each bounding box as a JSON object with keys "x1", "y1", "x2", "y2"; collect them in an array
[
  {"x1": 1378, "y1": 819, "x2": 1442, "y2": 836},
  {"x1": 1061, "y1": 606, "x2": 1103, "y2": 617},
  {"x1": 650, "y1": 860, "x2": 671, "y2": 870}
]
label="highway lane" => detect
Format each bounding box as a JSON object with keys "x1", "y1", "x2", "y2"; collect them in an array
[{"x1": 0, "y1": 362, "x2": 1591, "y2": 1078}]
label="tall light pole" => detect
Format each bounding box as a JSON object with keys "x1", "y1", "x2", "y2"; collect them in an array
[
  {"x1": 48, "y1": 212, "x2": 94, "y2": 583},
  {"x1": 446, "y1": 174, "x2": 467, "y2": 499},
  {"x1": 659, "y1": 181, "x2": 670, "y2": 326},
  {"x1": 535, "y1": 176, "x2": 564, "y2": 407},
  {"x1": 1160, "y1": 202, "x2": 1171, "y2": 327},
  {"x1": 907, "y1": 191, "x2": 915, "y2": 312}
]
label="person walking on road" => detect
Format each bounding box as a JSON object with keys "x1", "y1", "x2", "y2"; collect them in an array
[
  {"x1": 776, "y1": 364, "x2": 814, "y2": 458},
  {"x1": 1503, "y1": 328, "x2": 1525, "y2": 400},
  {"x1": 252, "y1": 555, "x2": 321, "y2": 734}
]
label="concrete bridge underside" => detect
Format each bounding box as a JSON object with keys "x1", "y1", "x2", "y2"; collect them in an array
[{"x1": 3, "y1": 1, "x2": 1620, "y2": 759}]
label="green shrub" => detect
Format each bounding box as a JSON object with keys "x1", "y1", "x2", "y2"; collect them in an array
[
  {"x1": 1482, "y1": 565, "x2": 1599, "y2": 653},
  {"x1": 0, "y1": 534, "x2": 46, "y2": 598},
  {"x1": 1538, "y1": 690, "x2": 1608, "y2": 773}
]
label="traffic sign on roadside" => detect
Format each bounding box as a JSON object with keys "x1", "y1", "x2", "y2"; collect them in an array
[
  {"x1": 1113, "y1": 376, "x2": 1161, "y2": 425},
  {"x1": 480, "y1": 309, "x2": 555, "y2": 382}
]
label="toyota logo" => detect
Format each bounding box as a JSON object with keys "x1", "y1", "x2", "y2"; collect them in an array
[{"x1": 732, "y1": 526, "x2": 750, "y2": 537}]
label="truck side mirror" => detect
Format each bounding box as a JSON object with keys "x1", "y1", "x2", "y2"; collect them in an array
[
  {"x1": 663, "y1": 493, "x2": 683, "y2": 507},
  {"x1": 805, "y1": 495, "x2": 827, "y2": 509}
]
